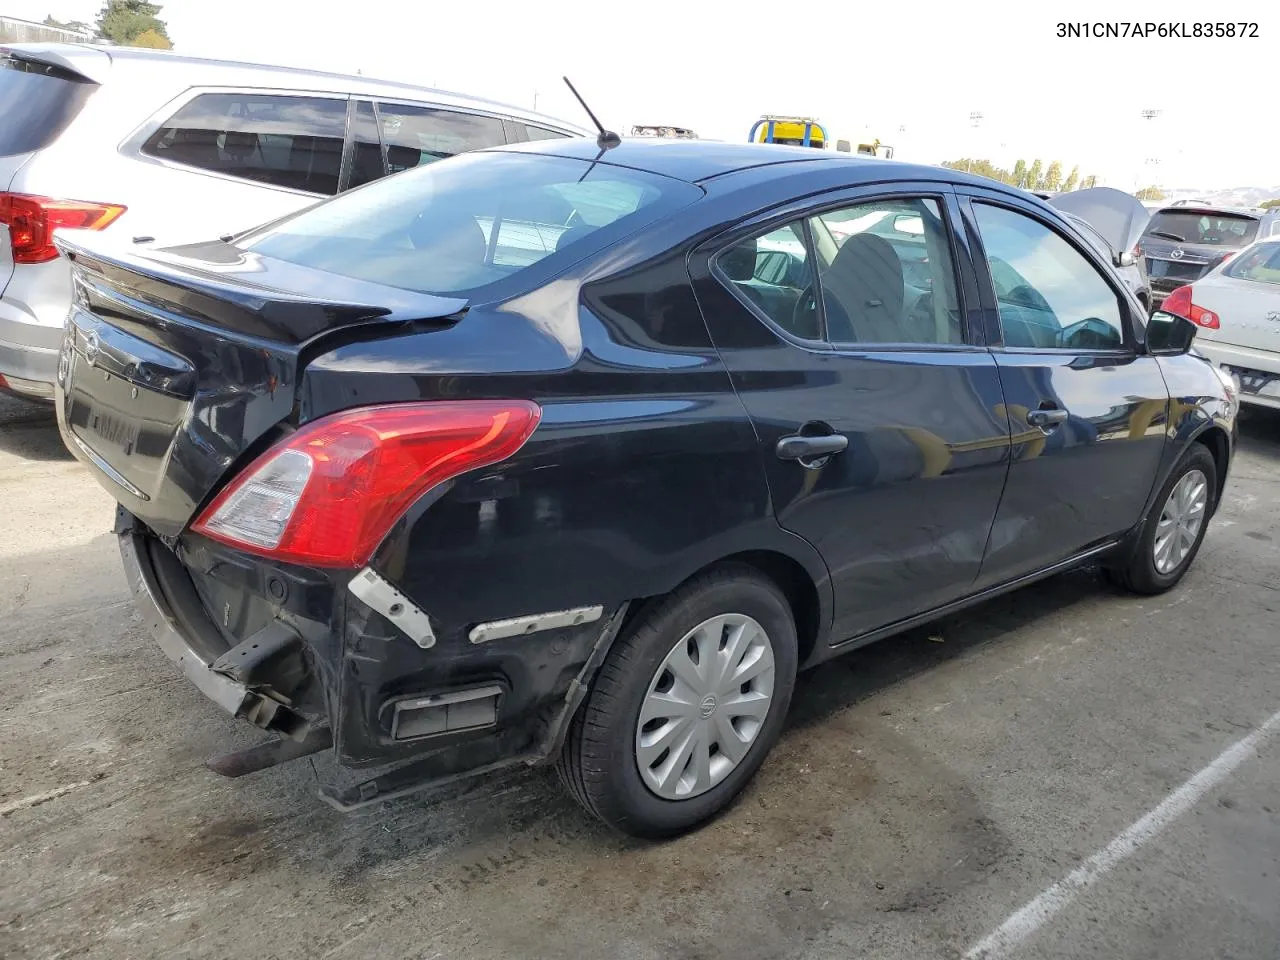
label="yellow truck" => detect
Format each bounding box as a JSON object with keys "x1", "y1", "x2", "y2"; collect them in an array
[{"x1": 749, "y1": 116, "x2": 894, "y2": 158}]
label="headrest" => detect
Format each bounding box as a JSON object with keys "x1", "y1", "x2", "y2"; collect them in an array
[{"x1": 555, "y1": 224, "x2": 596, "y2": 252}]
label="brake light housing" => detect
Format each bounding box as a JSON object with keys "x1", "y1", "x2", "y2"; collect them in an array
[
  {"x1": 192, "y1": 400, "x2": 542, "y2": 568},
  {"x1": 1159, "y1": 284, "x2": 1219, "y2": 329},
  {"x1": 0, "y1": 192, "x2": 127, "y2": 264}
]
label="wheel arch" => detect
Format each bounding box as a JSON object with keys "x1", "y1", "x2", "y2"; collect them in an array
[
  {"x1": 617, "y1": 543, "x2": 833, "y2": 671},
  {"x1": 1190, "y1": 423, "x2": 1231, "y2": 514}
]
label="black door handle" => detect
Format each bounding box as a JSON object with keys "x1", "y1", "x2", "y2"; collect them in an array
[
  {"x1": 1026, "y1": 408, "x2": 1069, "y2": 428},
  {"x1": 776, "y1": 433, "x2": 849, "y2": 461}
]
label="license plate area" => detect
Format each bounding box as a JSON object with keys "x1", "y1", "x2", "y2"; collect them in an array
[{"x1": 62, "y1": 312, "x2": 193, "y2": 501}]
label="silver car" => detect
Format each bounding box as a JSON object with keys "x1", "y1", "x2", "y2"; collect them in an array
[{"x1": 0, "y1": 43, "x2": 585, "y2": 400}]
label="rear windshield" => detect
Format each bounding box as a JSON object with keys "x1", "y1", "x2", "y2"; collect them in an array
[
  {"x1": 238, "y1": 151, "x2": 702, "y2": 297},
  {"x1": 0, "y1": 54, "x2": 96, "y2": 157},
  {"x1": 1144, "y1": 210, "x2": 1259, "y2": 247},
  {"x1": 1224, "y1": 241, "x2": 1280, "y2": 285}
]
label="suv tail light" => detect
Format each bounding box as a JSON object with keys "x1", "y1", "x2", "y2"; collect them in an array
[
  {"x1": 1160, "y1": 284, "x2": 1220, "y2": 329},
  {"x1": 192, "y1": 400, "x2": 542, "y2": 568},
  {"x1": 0, "y1": 192, "x2": 127, "y2": 264}
]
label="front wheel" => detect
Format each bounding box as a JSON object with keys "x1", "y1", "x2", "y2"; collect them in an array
[
  {"x1": 1109, "y1": 444, "x2": 1217, "y2": 594},
  {"x1": 556, "y1": 564, "x2": 798, "y2": 839}
]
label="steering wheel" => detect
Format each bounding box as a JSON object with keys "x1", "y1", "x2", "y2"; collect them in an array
[
  {"x1": 1057, "y1": 317, "x2": 1118, "y2": 350},
  {"x1": 791, "y1": 284, "x2": 822, "y2": 339}
]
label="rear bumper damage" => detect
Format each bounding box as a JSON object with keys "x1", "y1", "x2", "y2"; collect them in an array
[
  {"x1": 119, "y1": 524, "x2": 252, "y2": 717},
  {"x1": 117, "y1": 509, "x2": 627, "y2": 808}
]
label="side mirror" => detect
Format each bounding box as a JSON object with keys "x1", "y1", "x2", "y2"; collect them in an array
[
  {"x1": 1117, "y1": 251, "x2": 1136, "y2": 267},
  {"x1": 1146, "y1": 310, "x2": 1198, "y2": 355},
  {"x1": 836, "y1": 140, "x2": 851, "y2": 153}
]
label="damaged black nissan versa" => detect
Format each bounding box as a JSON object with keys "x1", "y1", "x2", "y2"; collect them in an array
[{"x1": 56, "y1": 138, "x2": 1236, "y2": 838}]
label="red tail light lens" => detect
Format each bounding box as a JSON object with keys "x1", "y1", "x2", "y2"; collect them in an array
[
  {"x1": 1160, "y1": 284, "x2": 1219, "y2": 329},
  {"x1": 0, "y1": 192, "x2": 127, "y2": 264},
  {"x1": 192, "y1": 400, "x2": 542, "y2": 568}
]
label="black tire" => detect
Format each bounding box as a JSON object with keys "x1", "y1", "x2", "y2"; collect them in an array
[
  {"x1": 1108, "y1": 444, "x2": 1217, "y2": 595},
  {"x1": 556, "y1": 563, "x2": 798, "y2": 839}
]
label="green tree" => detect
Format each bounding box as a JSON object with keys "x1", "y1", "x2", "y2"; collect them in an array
[
  {"x1": 1081, "y1": 174, "x2": 1099, "y2": 189},
  {"x1": 940, "y1": 159, "x2": 1017, "y2": 185},
  {"x1": 1135, "y1": 186, "x2": 1165, "y2": 201},
  {"x1": 96, "y1": 1, "x2": 171, "y2": 47},
  {"x1": 1027, "y1": 159, "x2": 1043, "y2": 191},
  {"x1": 44, "y1": 14, "x2": 94, "y2": 34},
  {"x1": 1044, "y1": 161, "x2": 1063, "y2": 192},
  {"x1": 1012, "y1": 159, "x2": 1028, "y2": 189},
  {"x1": 1260, "y1": 198, "x2": 1280, "y2": 209},
  {"x1": 1063, "y1": 165, "x2": 1080, "y2": 192}
]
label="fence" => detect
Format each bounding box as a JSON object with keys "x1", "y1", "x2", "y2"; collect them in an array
[{"x1": 0, "y1": 15, "x2": 95, "y2": 44}]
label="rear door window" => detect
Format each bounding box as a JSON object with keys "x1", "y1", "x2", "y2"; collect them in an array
[
  {"x1": 374, "y1": 102, "x2": 507, "y2": 172},
  {"x1": 521, "y1": 124, "x2": 570, "y2": 142},
  {"x1": 0, "y1": 54, "x2": 97, "y2": 156},
  {"x1": 141, "y1": 92, "x2": 348, "y2": 195}
]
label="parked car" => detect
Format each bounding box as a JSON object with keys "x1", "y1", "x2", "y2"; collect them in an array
[
  {"x1": 1140, "y1": 204, "x2": 1280, "y2": 312},
  {"x1": 1160, "y1": 235, "x2": 1280, "y2": 410},
  {"x1": 55, "y1": 139, "x2": 1235, "y2": 838},
  {"x1": 0, "y1": 43, "x2": 585, "y2": 400}
]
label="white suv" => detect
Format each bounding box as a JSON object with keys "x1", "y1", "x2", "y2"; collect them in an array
[{"x1": 0, "y1": 43, "x2": 585, "y2": 399}]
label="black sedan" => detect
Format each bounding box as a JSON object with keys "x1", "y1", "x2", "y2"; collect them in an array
[{"x1": 55, "y1": 138, "x2": 1236, "y2": 838}]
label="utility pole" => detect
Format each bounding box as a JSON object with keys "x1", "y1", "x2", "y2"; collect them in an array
[
  {"x1": 967, "y1": 112, "x2": 984, "y2": 172},
  {"x1": 1138, "y1": 109, "x2": 1162, "y2": 189}
]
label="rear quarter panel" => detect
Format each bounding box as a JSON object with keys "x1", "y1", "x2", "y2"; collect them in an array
[{"x1": 299, "y1": 244, "x2": 834, "y2": 764}]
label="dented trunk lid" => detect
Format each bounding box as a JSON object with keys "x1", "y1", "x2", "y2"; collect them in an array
[{"x1": 55, "y1": 236, "x2": 467, "y2": 542}]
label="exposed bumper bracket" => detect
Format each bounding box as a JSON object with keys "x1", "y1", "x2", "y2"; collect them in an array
[
  {"x1": 347, "y1": 567, "x2": 436, "y2": 648},
  {"x1": 119, "y1": 530, "x2": 251, "y2": 717}
]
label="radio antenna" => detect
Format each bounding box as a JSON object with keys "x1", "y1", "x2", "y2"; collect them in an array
[{"x1": 563, "y1": 76, "x2": 621, "y2": 150}]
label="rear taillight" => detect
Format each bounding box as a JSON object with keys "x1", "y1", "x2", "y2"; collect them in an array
[
  {"x1": 0, "y1": 192, "x2": 127, "y2": 264},
  {"x1": 192, "y1": 400, "x2": 542, "y2": 568},
  {"x1": 1160, "y1": 284, "x2": 1220, "y2": 329}
]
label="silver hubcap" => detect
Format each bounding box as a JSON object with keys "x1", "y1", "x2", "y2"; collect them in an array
[
  {"x1": 1154, "y1": 468, "x2": 1209, "y2": 575},
  {"x1": 635, "y1": 613, "x2": 776, "y2": 800}
]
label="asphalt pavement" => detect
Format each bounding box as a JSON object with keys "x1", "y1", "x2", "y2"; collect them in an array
[{"x1": 1, "y1": 393, "x2": 1277, "y2": 960}]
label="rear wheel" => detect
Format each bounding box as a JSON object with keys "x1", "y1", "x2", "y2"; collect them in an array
[
  {"x1": 557, "y1": 564, "x2": 798, "y2": 839},
  {"x1": 1109, "y1": 444, "x2": 1216, "y2": 594}
]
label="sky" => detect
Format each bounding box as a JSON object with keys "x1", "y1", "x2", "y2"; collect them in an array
[{"x1": 8, "y1": 0, "x2": 1275, "y2": 190}]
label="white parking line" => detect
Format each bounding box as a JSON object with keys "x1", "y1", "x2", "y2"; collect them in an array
[
  {"x1": 965, "y1": 708, "x2": 1280, "y2": 960},
  {"x1": 0, "y1": 778, "x2": 98, "y2": 817}
]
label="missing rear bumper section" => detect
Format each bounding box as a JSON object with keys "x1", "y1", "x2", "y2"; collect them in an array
[
  {"x1": 117, "y1": 513, "x2": 628, "y2": 806},
  {"x1": 119, "y1": 529, "x2": 252, "y2": 717}
]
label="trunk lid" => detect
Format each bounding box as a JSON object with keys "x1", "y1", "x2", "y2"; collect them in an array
[{"x1": 55, "y1": 236, "x2": 467, "y2": 542}]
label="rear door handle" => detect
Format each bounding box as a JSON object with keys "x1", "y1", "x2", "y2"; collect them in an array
[
  {"x1": 776, "y1": 434, "x2": 849, "y2": 461},
  {"x1": 1026, "y1": 408, "x2": 1069, "y2": 428}
]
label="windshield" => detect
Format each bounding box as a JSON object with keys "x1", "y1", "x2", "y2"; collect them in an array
[
  {"x1": 239, "y1": 151, "x2": 701, "y2": 296},
  {"x1": 1145, "y1": 210, "x2": 1259, "y2": 247},
  {"x1": 1224, "y1": 241, "x2": 1280, "y2": 285},
  {"x1": 0, "y1": 55, "x2": 97, "y2": 157}
]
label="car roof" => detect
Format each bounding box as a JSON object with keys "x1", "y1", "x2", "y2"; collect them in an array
[
  {"x1": 0, "y1": 42, "x2": 588, "y2": 133},
  {"x1": 492, "y1": 137, "x2": 1007, "y2": 188}
]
